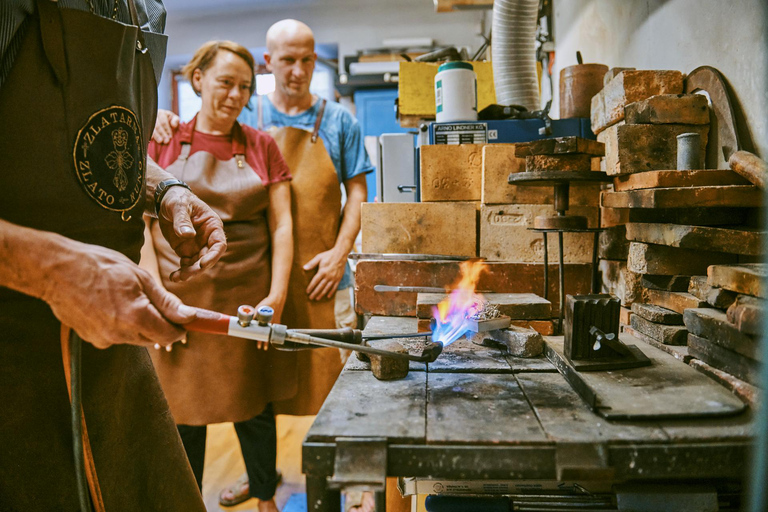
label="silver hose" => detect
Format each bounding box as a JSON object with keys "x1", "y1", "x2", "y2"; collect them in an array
[{"x1": 491, "y1": 0, "x2": 541, "y2": 111}]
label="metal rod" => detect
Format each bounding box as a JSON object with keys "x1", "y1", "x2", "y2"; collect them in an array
[
  {"x1": 70, "y1": 331, "x2": 90, "y2": 512},
  {"x1": 285, "y1": 330, "x2": 441, "y2": 363},
  {"x1": 363, "y1": 332, "x2": 432, "y2": 341},
  {"x1": 543, "y1": 232, "x2": 549, "y2": 303},
  {"x1": 591, "y1": 231, "x2": 600, "y2": 293},
  {"x1": 558, "y1": 231, "x2": 565, "y2": 335}
]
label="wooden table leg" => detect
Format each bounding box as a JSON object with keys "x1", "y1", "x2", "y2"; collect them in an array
[{"x1": 306, "y1": 474, "x2": 341, "y2": 512}]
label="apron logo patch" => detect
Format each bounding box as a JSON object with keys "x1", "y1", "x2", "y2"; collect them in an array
[{"x1": 73, "y1": 106, "x2": 144, "y2": 212}]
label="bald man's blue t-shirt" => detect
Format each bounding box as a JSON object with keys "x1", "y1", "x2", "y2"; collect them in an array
[{"x1": 239, "y1": 96, "x2": 373, "y2": 290}]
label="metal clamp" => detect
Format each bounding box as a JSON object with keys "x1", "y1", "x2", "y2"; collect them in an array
[{"x1": 327, "y1": 437, "x2": 387, "y2": 491}]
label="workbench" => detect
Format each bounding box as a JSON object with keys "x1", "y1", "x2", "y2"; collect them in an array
[{"x1": 302, "y1": 317, "x2": 752, "y2": 511}]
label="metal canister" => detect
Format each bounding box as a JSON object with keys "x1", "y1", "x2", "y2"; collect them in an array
[
  {"x1": 677, "y1": 132, "x2": 703, "y2": 170},
  {"x1": 559, "y1": 63, "x2": 608, "y2": 118}
]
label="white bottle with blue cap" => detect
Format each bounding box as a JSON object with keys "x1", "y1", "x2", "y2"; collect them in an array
[{"x1": 434, "y1": 61, "x2": 478, "y2": 123}]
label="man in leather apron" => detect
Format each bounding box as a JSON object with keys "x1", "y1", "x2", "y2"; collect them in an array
[
  {"x1": 0, "y1": 1, "x2": 227, "y2": 510},
  {"x1": 227, "y1": 18, "x2": 374, "y2": 506}
]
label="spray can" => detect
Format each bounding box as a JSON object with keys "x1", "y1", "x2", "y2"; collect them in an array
[{"x1": 435, "y1": 61, "x2": 477, "y2": 123}]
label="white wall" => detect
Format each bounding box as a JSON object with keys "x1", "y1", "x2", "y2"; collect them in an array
[
  {"x1": 551, "y1": 0, "x2": 768, "y2": 160},
  {"x1": 158, "y1": 0, "x2": 488, "y2": 108}
]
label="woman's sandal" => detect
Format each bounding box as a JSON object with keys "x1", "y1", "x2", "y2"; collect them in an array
[{"x1": 219, "y1": 470, "x2": 283, "y2": 507}]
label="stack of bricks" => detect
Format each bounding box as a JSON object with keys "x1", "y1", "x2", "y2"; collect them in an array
[
  {"x1": 357, "y1": 137, "x2": 602, "y2": 331},
  {"x1": 682, "y1": 265, "x2": 765, "y2": 393},
  {"x1": 590, "y1": 68, "x2": 765, "y2": 398}
]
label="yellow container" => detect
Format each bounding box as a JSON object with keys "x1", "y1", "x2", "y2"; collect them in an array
[{"x1": 399, "y1": 61, "x2": 496, "y2": 118}]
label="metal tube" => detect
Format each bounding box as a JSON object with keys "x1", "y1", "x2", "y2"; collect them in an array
[
  {"x1": 676, "y1": 132, "x2": 702, "y2": 170},
  {"x1": 70, "y1": 331, "x2": 91, "y2": 512}
]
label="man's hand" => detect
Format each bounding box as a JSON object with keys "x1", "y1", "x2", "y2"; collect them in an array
[
  {"x1": 303, "y1": 248, "x2": 345, "y2": 300},
  {"x1": 43, "y1": 242, "x2": 198, "y2": 349},
  {"x1": 157, "y1": 187, "x2": 227, "y2": 282},
  {"x1": 152, "y1": 109, "x2": 180, "y2": 144}
]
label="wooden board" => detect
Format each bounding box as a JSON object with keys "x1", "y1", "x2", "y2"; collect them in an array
[
  {"x1": 361, "y1": 202, "x2": 477, "y2": 257},
  {"x1": 623, "y1": 94, "x2": 710, "y2": 125},
  {"x1": 645, "y1": 289, "x2": 707, "y2": 314},
  {"x1": 708, "y1": 263, "x2": 768, "y2": 298},
  {"x1": 627, "y1": 242, "x2": 737, "y2": 276},
  {"x1": 427, "y1": 337, "x2": 512, "y2": 373},
  {"x1": 625, "y1": 206, "x2": 760, "y2": 227},
  {"x1": 623, "y1": 326, "x2": 691, "y2": 364},
  {"x1": 626, "y1": 223, "x2": 765, "y2": 256},
  {"x1": 544, "y1": 335, "x2": 746, "y2": 420},
  {"x1": 687, "y1": 333, "x2": 760, "y2": 386},
  {"x1": 306, "y1": 370, "x2": 426, "y2": 443},
  {"x1": 683, "y1": 308, "x2": 760, "y2": 362},
  {"x1": 642, "y1": 274, "x2": 691, "y2": 292},
  {"x1": 354, "y1": 260, "x2": 594, "y2": 317},
  {"x1": 434, "y1": 0, "x2": 493, "y2": 13},
  {"x1": 630, "y1": 314, "x2": 687, "y2": 346},
  {"x1": 631, "y1": 302, "x2": 683, "y2": 325},
  {"x1": 525, "y1": 154, "x2": 594, "y2": 172},
  {"x1": 601, "y1": 185, "x2": 763, "y2": 209},
  {"x1": 614, "y1": 170, "x2": 749, "y2": 191},
  {"x1": 515, "y1": 137, "x2": 605, "y2": 157},
  {"x1": 416, "y1": 292, "x2": 551, "y2": 320},
  {"x1": 598, "y1": 123, "x2": 709, "y2": 175},
  {"x1": 516, "y1": 373, "x2": 667, "y2": 442},
  {"x1": 591, "y1": 70, "x2": 684, "y2": 134},
  {"x1": 426, "y1": 373, "x2": 548, "y2": 444}
]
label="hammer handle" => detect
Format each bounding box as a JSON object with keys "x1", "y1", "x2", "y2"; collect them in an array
[{"x1": 729, "y1": 150, "x2": 767, "y2": 189}]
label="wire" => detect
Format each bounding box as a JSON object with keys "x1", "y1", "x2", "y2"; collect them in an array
[{"x1": 70, "y1": 331, "x2": 91, "y2": 512}]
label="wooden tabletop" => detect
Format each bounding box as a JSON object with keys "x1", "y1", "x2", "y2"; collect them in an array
[{"x1": 304, "y1": 317, "x2": 752, "y2": 484}]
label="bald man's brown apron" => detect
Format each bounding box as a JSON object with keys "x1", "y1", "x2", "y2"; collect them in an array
[
  {"x1": 258, "y1": 97, "x2": 345, "y2": 415},
  {"x1": 0, "y1": 1, "x2": 204, "y2": 511},
  {"x1": 149, "y1": 122, "x2": 298, "y2": 425}
]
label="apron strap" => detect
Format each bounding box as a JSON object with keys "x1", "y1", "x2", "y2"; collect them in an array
[
  {"x1": 61, "y1": 326, "x2": 107, "y2": 512},
  {"x1": 256, "y1": 95, "x2": 264, "y2": 131},
  {"x1": 311, "y1": 98, "x2": 326, "y2": 144},
  {"x1": 36, "y1": 0, "x2": 69, "y2": 84}
]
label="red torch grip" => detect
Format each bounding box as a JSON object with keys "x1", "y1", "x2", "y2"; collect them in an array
[{"x1": 185, "y1": 309, "x2": 231, "y2": 335}]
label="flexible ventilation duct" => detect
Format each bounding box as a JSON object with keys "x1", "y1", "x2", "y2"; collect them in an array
[{"x1": 491, "y1": 0, "x2": 541, "y2": 111}]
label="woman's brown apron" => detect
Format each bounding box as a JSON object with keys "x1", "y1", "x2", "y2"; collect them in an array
[
  {"x1": 0, "y1": 1, "x2": 204, "y2": 510},
  {"x1": 257, "y1": 97, "x2": 346, "y2": 416},
  {"x1": 149, "y1": 121, "x2": 298, "y2": 425}
]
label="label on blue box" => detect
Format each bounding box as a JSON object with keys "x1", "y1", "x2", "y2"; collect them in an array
[{"x1": 434, "y1": 123, "x2": 487, "y2": 144}]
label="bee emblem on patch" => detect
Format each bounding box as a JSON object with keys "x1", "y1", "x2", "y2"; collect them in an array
[{"x1": 73, "y1": 106, "x2": 144, "y2": 212}]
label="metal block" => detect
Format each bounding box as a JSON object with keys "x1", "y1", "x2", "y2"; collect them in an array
[{"x1": 327, "y1": 437, "x2": 387, "y2": 492}]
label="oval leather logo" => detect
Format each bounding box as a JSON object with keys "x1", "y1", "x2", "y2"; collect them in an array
[{"x1": 73, "y1": 106, "x2": 144, "y2": 212}]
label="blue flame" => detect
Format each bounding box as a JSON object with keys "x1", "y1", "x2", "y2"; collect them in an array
[{"x1": 430, "y1": 289, "x2": 482, "y2": 347}]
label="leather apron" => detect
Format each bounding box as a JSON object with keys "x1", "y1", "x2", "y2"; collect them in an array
[
  {"x1": 0, "y1": 1, "x2": 204, "y2": 510},
  {"x1": 257, "y1": 97, "x2": 345, "y2": 416},
  {"x1": 149, "y1": 120, "x2": 298, "y2": 425}
]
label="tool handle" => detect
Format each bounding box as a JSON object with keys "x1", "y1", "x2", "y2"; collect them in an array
[
  {"x1": 290, "y1": 327, "x2": 362, "y2": 345},
  {"x1": 729, "y1": 150, "x2": 767, "y2": 189},
  {"x1": 185, "y1": 309, "x2": 231, "y2": 335}
]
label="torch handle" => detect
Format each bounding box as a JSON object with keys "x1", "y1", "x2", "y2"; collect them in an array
[{"x1": 185, "y1": 308, "x2": 231, "y2": 335}]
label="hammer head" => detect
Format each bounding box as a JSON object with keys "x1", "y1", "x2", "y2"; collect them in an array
[{"x1": 420, "y1": 341, "x2": 444, "y2": 363}]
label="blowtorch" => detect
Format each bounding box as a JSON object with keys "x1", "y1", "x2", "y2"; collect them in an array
[{"x1": 184, "y1": 304, "x2": 445, "y2": 363}]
